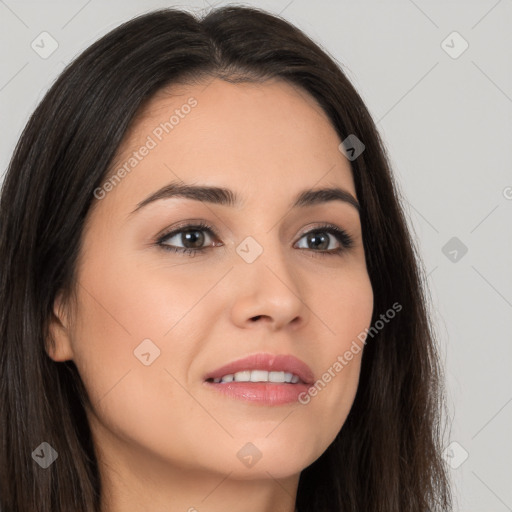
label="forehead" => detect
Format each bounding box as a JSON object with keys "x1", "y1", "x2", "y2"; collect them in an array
[{"x1": 101, "y1": 77, "x2": 356, "y2": 213}]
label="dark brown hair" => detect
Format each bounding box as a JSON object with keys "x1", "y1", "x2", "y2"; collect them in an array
[{"x1": 0, "y1": 5, "x2": 452, "y2": 511}]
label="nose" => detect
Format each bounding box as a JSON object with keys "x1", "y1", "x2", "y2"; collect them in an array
[{"x1": 229, "y1": 248, "x2": 309, "y2": 332}]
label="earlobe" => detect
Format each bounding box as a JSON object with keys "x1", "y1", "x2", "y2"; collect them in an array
[{"x1": 46, "y1": 291, "x2": 74, "y2": 362}]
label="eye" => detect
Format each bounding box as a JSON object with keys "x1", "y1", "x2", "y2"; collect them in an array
[
  {"x1": 156, "y1": 221, "x2": 220, "y2": 256},
  {"x1": 294, "y1": 224, "x2": 354, "y2": 256}
]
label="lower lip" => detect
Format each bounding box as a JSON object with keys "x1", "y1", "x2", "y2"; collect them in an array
[{"x1": 203, "y1": 381, "x2": 311, "y2": 405}]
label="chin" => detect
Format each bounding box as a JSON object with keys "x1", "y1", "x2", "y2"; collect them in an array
[{"x1": 204, "y1": 433, "x2": 323, "y2": 480}]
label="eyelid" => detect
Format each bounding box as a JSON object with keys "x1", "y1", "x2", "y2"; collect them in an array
[{"x1": 155, "y1": 220, "x2": 217, "y2": 241}]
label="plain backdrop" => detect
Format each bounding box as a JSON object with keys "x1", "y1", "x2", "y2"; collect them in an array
[{"x1": 1, "y1": 1, "x2": 511, "y2": 510}]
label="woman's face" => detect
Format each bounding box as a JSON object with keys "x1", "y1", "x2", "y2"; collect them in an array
[{"x1": 49, "y1": 78, "x2": 373, "y2": 483}]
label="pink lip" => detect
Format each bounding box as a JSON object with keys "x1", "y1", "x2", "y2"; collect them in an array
[{"x1": 203, "y1": 353, "x2": 315, "y2": 406}]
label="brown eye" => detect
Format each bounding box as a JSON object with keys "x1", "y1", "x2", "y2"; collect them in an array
[
  {"x1": 295, "y1": 225, "x2": 354, "y2": 256},
  {"x1": 157, "y1": 221, "x2": 219, "y2": 256},
  {"x1": 163, "y1": 228, "x2": 208, "y2": 249}
]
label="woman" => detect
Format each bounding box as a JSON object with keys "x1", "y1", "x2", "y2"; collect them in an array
[{"x1": 0, "y1": 5, "x2": 452, "y2": 511}]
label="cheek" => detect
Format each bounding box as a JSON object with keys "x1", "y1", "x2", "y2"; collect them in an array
[
  {"x1": 67, "y1": 251, "x2": 219, "y2": 452},
  {"x1": 316, "y1": 263, "x2": 374, "y2": 352},
  {"x1": 76, "y1": 242, "x2": 221, "y2": 342},
  {"x1": 301, "y1": 268, "x2": 373, "y2": 431},
  {"x1": 68, "y1": 285, "x2": 202, "y2": 461}
]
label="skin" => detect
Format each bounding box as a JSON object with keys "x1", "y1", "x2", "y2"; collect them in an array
[{"x1": 48, "y1": 77, "x2": 374, "y2": 512}]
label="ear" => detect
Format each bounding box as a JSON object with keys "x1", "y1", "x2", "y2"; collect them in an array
[{"x1": 46, "y1": 290, "x2": 74, "y2": 362}]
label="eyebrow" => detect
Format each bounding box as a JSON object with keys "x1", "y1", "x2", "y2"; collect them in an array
[{"x1": 129, "y1": 180, "x2": 360, "y2": 216}]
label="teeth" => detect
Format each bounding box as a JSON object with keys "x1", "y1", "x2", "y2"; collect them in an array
[
  {"x1": 269, "y1": 371, "x2": 285, "y2": 382},
  {"x1": 212, "y1": 370, "x2": 301, "y2": 384},
  {"x1": 250, "y1": 370, "x2": 268, "y2": 382},
  {"x1": 234, "y1": 370, "x2": 251, "y2": 382}
]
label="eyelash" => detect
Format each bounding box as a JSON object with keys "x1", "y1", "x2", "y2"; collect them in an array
[{"x1": 155, "y1": 221, "x2": 354, "y2": 257}]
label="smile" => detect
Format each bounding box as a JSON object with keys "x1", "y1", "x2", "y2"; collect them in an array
[{"x1": 207, "y1": 370, "x2": 301, "y2": 384}]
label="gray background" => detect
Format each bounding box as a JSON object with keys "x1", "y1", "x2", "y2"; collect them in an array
[{"x1": 1, "y1": 0, "x2": 511, "y2": 510}]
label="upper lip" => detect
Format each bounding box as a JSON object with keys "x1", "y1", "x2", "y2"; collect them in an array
[{"x1": 203, "y1": 352, "x2": 315, "y2": 385}]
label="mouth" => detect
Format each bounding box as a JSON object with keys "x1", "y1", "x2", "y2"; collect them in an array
[
  {"x1": 203, "y1": 353, "x2": 314, "y2": 405},
  {"x1": 206, "y1": 370, "x2": 304, "y2": 384}
]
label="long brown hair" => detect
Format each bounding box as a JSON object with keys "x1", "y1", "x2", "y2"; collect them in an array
[{"x1": 0, "y1": 5, "x2": 452, "y2": 511}]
